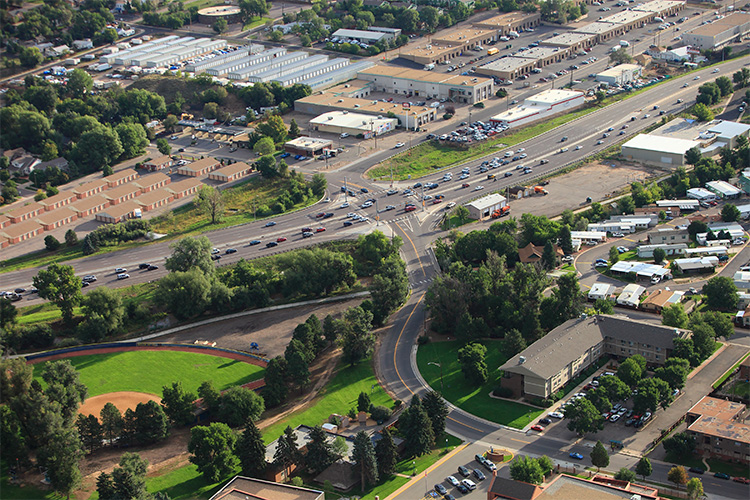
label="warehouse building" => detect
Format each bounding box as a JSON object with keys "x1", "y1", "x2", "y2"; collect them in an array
[
  {"x1": 70, "y1": 194, "x2": 110, "y2": 218},
  {"x1": 208, "y1": 162, "x2": 254, "y2": 183},
  {"x1": 398, "y1": 44, "x2": 466, "y2": 66},
  {"x1": 621, "y1": 134, "x2": 700, "y2": 167},
  {"x1": 226, "y1": 51, "x2": 307, "y2": 80},
  {"x1": 284, "y1": 137, "x2": 333, "y2": 157},
  {"x1": 35, "y1": 207, "x2": 77, "y2": 231},
  {"x1": 246, "y1": 55, "x2": 330, "y2": 83},
  {"x1": 331, "y1": 28, "x2": 397, "y2": 44},
  {"x1": 465, "y1": 193, "x2": 507, "y2": 220},
  {"x1": 542, "y1": 32, "x2": 597, "y2": 52},
  {"x1": 489, "y1": 89, "x2": 585, "y2": 128},
  {"x1": 472, "y1": 11, "x2": 541, "y2": 34},
  {"x1": 574, "y1": 21, "x2": 623, "y2": 43},
  {"x1": 515, "y1": 46, "x2": 570, "y2": 67},
  {"x1": 596, "y1": 63, "x2": 642, "y2": 85},
  {"x1": 432, "y1": 27, "x2": 497, "y2": 49},
  {"x1": 475, "y1": 56, "x2": 536, "y2": 81},
  {"x1": 177, "y1": 158, "x2": 221, "y2": 177},
  {"x1": 309, "y1": 111, "x2": 397, "y2": 137},
  {"x1": 682, "y1": 12, "x2": 750, "y2": 50},
  {"x1": 143, "y1": 155, "x2": 173, "y2": 172},
  {"x1": 357, "y1": 65, "x2": 494, "y2": 104},
  {"x1": 300, "y1": 60, "x2": 375, "y2": 89},
  {"x1": 95, "y1": 200, "x2": 142, "y2": 224},
  {"x1": 634, "y1": 0, "x2": 686, "y2": 17}
]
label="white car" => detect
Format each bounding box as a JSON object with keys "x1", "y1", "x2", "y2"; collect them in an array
[
  {"x1": 610, "y1": 414, "x2": 621, "y2": 423},
  {"x1": 211, "y1": 248, "x2": 220, "y2": 255},
  {"x1": 461, "y1": 479, "x2": 477, "y2": 491},
  {"x1": 712, "y1": 68, "x2": 720, "y2": 73},
  {"x1": 611, "y1": 232, "x2": 625, "y2": 237},
  {"x1": 361, "y1": 201, "x2": 373, "y2": 208},
  {"x1": 447, "y1": 202, "x2": 456, "y2": 208},
  {"x1": 395, "y1": 142, "x2": 405, "y2": 148},
  {"x1": 575, "y1": 145, "x2": 582, "y2": 150},
  {"x1": 447, "y1": 476, "x2": 460, "y2": 487},
  {"x1": 548, "y1": 411, "x2": 564, "y2": 419},
  {"x1": 116, "y1": 273, "x2": 130, "y2": 280},
  {"x1": 473, "y1": 185, "x2": 484, "y2": 191},
  {"x1": 340, "y1": 133, "x2": 349, "y2": 138},
  {"x1": 340, "y1": 202, "x2": 349, "y2": 208}
]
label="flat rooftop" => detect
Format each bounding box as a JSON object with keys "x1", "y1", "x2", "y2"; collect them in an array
[
  {"x1": 622, "y1": 133, "x2": 700, "y2": 155},
  {"x1": 320, "y1": 79, "x2": 372, "y2": 95},
  {"x1": 651, "y1": 118, "x2": 750, "y2": 142},
  {"x1": 688, "y1": 12, "x2": 750, "y2": 37},
  {"x1": 542, "y1": 32, "x2": 597, "y2": 46},
  {"x1": 432, "y1": 27, "x2": 496, "y2": 44},
  {"x1": 310, "y1": 111, "x2": 396, "y2": 130},
  {"x1": 399, "y1": 44, "x2": 460, "y2": 59},
  {"x1": 358, "y1": 65, "x2": 492, "y2": 87},
  {"x1": 297, "y1": 92, "x2": 434, "y2": 117},
  {"x1": 478, "y1": 56, "x2": 535, "y2": 72},
  {"x1": 473, "y1": 11, "x2": 537, "y2": 27},
  {"x1": 515, "y1": 46, "x2": 566, "y2": 60},
  {"x1": 600, "y1": 10, "x2": 652, "y2": 25},
  {"x1": 575, "y1": 22, "x2": 619, "y2": 35},
  {"x1": 634, "y1": 0, "x2": 687, "y2": 13},
  {"x1": 527, "y1": 88, "x2": 585, "y2": 105},
  {"x1": 597, "y1": 63, "x2": 642, "y2": 77}
]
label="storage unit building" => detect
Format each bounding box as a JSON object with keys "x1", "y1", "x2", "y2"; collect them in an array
[
  {"x1": 4, "y1": 201, "x2": 46, "y2": 223},
  {"x1": 102, "y1": 184, "x2": 142, "y2": 205},
  {"x1": 35, "y1": 207, "x2": 77, "y2": 231},
  {"x1": 167, "y1": 178, "x2": 203, "y2": 199},
  {"x1": 105, "y1": 168, "x2": 139, "y2": 188},
  {"x1": 208, "y1": 162, "x2": 253, "y2": 183},
  {"x1": 134, "y1": 188, "x2": 174, "y2": 212},
  {"x1": 177, "y1": 158, "x2": 221, "y2": 177},
  {"x1": 143, "y1": 155, "x2": 173, "y2": 172},
  {"x1": 95, "y1": 200, "x2": 142, "y2": 223},
  {"x1": 70, "y1": 194, "x2": 110, "y2": 218},
  {"x1": 135, "y1": 172, "x2": 171, "y2": 192},
  {"x1": 0, "y1": 219, "x2": 43, "y2": 246}
]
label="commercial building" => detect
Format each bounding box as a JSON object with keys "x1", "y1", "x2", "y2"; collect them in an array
[
  {"x1": 621, "y1": 134, "x2": 700, "y2": 167},
  {"x1": 686, "y1": 396, "x2": 750, "y2": 465},
  {"x1": 207, "y1": 161, "x2": 254, "y2": 183},
  {"x1": 210, "y1": 476, "x2": 324, "y2": 500},
  {"x1": 648, "y1": 118, "x2": 750, "y2": 157},
  {"x1": 476, "y1": 56, "x2": 536, "y2": 81},
  {"x1": 649, "y1": 228, "x2": 690, "y2": 245},
  {"x1": 682, "y1": 12, "x2": 750, "y2": 50},
  {"x1": 499, "y1": 315, "x2": 691, "y2": 398},
  {"x1": 489, "y1": 89, "x2": 585, "y2": 128},
  {"x1": 472, "y1": 11, "x2": 541, "y2": 34},
  {"x1": 465, "y1": 193, "x2": 507, "y2": 220},
  {"x1": 587, "y1": 221, "x2": 635, "y2": 234},
  {"x1": 284, "y1": 137, "x2": 333, "y2": 156},
  {"x1": 596, "y1": 63, "x2": 642, "y2": 85},
  {"x1": 431, "y1": 27, "x2": 498, "y2": 50},
  {"x1": 655, "y1": 199, "x2": 700, "y2": 211},
  {"x1": 706, "y1": 180, "x2": 742, "y2": 199},
  {"x1": 488, "y1": 473, "x2": 661, "y2": 500},
  {"x1": 309, "y1": 111, "x2": 397, "y2": 137},
  {"x1": 543, "y1": 32, "x2": 597, "y2": 52},
  {"x1": 177, "y1": 158, "x2": 221, "y2": 177},
  {"x1": 357, "y1": 65, "x2": 494, "y2": 104},
  {"x1": 143, "y1": 155, "x2": 174, "y2": 172},
  {"x1": 331, "y1": 28, "x2": 397, "y2": 44}
]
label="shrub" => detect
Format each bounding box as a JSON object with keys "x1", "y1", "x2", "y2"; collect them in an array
[
  {"x1": 370, "y1": 405, "x2": 391, "y2": 422},
  {"x1": 44, "y1": 235, "x2": 61, "y2": 251},
  {"x1": 417, "y1": 335, "x2": 430, "y2": 345},
  {"x1": 492, "y1": 386, "x2": 513, "y2": 398}
]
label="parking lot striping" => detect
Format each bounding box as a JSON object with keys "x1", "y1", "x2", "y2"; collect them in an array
[{"x1": 386, "y1": 443, "x2": 470, "y2": 500}]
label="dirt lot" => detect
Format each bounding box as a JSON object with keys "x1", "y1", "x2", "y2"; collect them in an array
[
  {"x1": 157, "y1": 296, "x2": 364, "y2": 359},
  {"x1": 78, "y1": 392, "x2": 161, "y2": 418},
  {"x1": 506, "y1": 160, "x2": 663, "y2": 220}
]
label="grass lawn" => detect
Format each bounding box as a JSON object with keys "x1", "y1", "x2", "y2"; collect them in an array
[
  {"x1": 713, "y1": 350, "x2": 750, "y2": 388},
  {"x1": 664, "y1": 452, "x2": 705, "y2": 470},
  {"x1": 727, "y1": 380, "x2": 750, "y2": 399},
  {"x1": 261, "y1": 358, "x2": 393, "y2": 444},
  {"x1": 32, "y1": 351, "x2": 265, "y2": 397},
  {"x1": 243, "y1": 16, "x2": 272, "y2": 30},
  {"x1": 1, "y1": 464, "x2": 61, "y2": 500},
  {"x1": 706, "y1": 458, "x2": 750, "y2": 479},
  {"x1": 416, "y1": 340, "x2": 544, "y2": 429}
]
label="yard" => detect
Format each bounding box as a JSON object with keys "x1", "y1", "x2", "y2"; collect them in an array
[{"x1": 416, "y1": 339, "x2": 544, "y2": 429}]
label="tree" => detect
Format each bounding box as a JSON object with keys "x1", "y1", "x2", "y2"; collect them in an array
[
  {"x1": 559, "y1": 225, "x2": 573, "y2": 255},
  {"x1": 668, "y1": 465, "x2": 688, "y2": 486},
  {"x1": 288, "y1": 119, "x2": 301, "y2": 139},
  {"x1": 134, "y1": 400, "x2": 169, "y2": 445},
  {"x1": 686, "y1": 477, "x2": 704, "y2": 500},
  {"x1": 614, "y1": 467, "x2": 636, "y2": 482},
  {"x1": 237, "y1": 420, "x2": 267, "y2": 477},
  {"x1": 189, "y1": 422, "x2": 239, "y2": 482},
  {"x1": 715, "y1": 76, "x2": 733, "y2": 96},
  {"x1": 590, "y1": 441, "x2": 609, "y2": 471},
  {"x1": 421, "y1": 391, "x2": 448, "y2": 439},
  {"x1": 610, "y1": 47, "x2": 632, "y2": 64},
  {"x1": 274, "y1": 426, "x2": 301, "y2": 478},
  {"x1": 338, "y1": 306, "x2": 375, "y2": 364},
  {"x1": 262, "y1": 357, "x2": 288, "y2": 408},
  {"x1": 635, "y1": 457, "x2": 652, "y2": 480},
  {"x1": 565, "y1": 398, "x2": 604, "y2": 436},
  {"x1": 44, "y1": 235, "x2": 62, "y2": 251},
  {"x1": 165, "y1": 236, "x2": 215, "y2": 275},
  {"x1": 662, "y1": 432, "x2": 696, "y2": 457},
  {"x1": 734, "y1": 67, "x2": 750, "y2": 87},
  {"x1": 685, "y1": 146, "x2": 702, "y2": 166},
  {"x1": 256, "y1": 115, "x2": 287, "y2": 144},
  {"x1": 19, "y1": 47, "x2": 44, "y2": 67},
  {"x1": 256, "y1": 155, "x2": 278, "y2": 178},
  {"x1": 239, "y1": 0, "x2": 269, "y2": 22},
  {"x1": 401, "y1": 401, "x2": 434, "y2": 457},
  {"x1": 253, "y1": 136, "x2": 275, "y2": 156},
  {"x1": 100, "y1": 403, "x2": 123, "y2": 446},
  {"x1": 371, "y1": 256, "x2": 409, "y2": 325},
  {"x1": 504, "y1": 329, "x2": 527, "y2": 357},
  {"x1": 217, "y1": 386, "x2": 265, "y2": 427},
  {"x1": 65, "y1": 68, "x2": 93, "y2": 99},
  {"x1": 76, "y1": 414, "x2": 103, "y2": 454},
  {"x1": 310, "y1": 173, "x2": 327, "y2": 197},
  {"x1": 64, "y1": 229, "x2": 78, "y2": 247},
  {"x1": 721, "y1": 203, "x2": 741, "y2": 222},
  {"x1": 541, "y1": 240, "x2": 558, "y2": 269},
  {"x1": 0, "y1": 298, "x2": 19, "y2": 330},
  {"x1": 703, "y1": 276, "x2": 738, "y2": 311},
  {"x1": 617, "y1": 356, "x2": 644, "y2": 387},
  {"x1": 661, "y1": 302, "x2": 688, "y2": 329},
  {"x1": 357, "y1": 391, "x2": 372, "y2": 413},
  {"x1": 37, "y1": 427, "x2": 83, "y2": 498},
  {"x1": 115, "y1": 122, "x2": 149, "y2": 159},
  {"x1": 609, "y1": 245, "x2": 620, "y2": 266},
  {"x1": 375, "y1": 427, "x2": 397, "y2": 479},
  {"x1": 634, "y1": 378, "x2": 672, "y2": 413},
  {"x1": 352, "y1": 430, "x2": 379, "y2": 489},
  {"x1": 457, "y1": 343, "x2": 488, "y2": 385},
  {"x1": 509, "y1": 456, "x2": 545, "y2": 485},
  {"x1": 156, "y1": 138, "x2": 171, "y2": 155},
  {"x1": 305, "y1": 425, "x2": 337, "y2": 475},
  {"x1": 701, "y1": 310, "x2": 734, "y2": 339},
  {"x1": 692, "y1": 103, "x2": 714, "y2": 122},
  {"x1": 105, "y1": 452, "x2": 149, "y2": 500},
  {"x1": 594, "y1": 298, "x2": 614, "y2": 315},
  {"x1": 213, "y1": 17, "x2": 228, "y2": 34},
  {"x1": 80, "y1": 286, "x2": 125, "y2": 341},
  {"x1": 653, "y1": 247, "x2": 667, "y2": 265},
  {"x1": 161, "y1": 382, "x2": 197, "y2": 427},
  {"x1": 156, "y1": 269, "x2": 212, "y2": 320},
  {"x1": 196, "y1": 185, "x2": 225, "y2": 224},
  {"x1": 42, "y1": 359, "x2": 88, "y2": 425},
  {"x1": 654, "y1": 358, "x2": 689, "y2": 390}
]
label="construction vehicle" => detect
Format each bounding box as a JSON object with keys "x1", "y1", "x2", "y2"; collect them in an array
[
  {"x1": 534, "y1": 186, "x2": 549, "y2": 195},
  {"x1": 491, "y1": 206, "x2": 511, "y2": 218}
]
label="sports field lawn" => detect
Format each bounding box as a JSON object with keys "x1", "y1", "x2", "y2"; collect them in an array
[
  {"x1": 417, "y1": 340, "x2": 543, "y2": 429},
  {"x1": 32, "y1": 351, "x2": 265, "y2": 397},
  {"x1": 261, "y1": 358, "x2": 393, "y2": 444}
]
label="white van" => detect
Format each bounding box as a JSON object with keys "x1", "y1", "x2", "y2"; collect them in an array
[
  {"x1": 619, "y1": 40, "x2": 630, "y2": 47},
  {"x1": 508, "y1": 30, "x2": 519, "y2": 38}
]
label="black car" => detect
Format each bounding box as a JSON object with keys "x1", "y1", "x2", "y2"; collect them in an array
[
  {"x1": 688, "y1": 467, "x2": 705, "y2": 475},
  {"x1": 539, "y1": 418, "x2": 552, "y2": 425},
  {"x1": 210, "y1": 255, "x2": 221, "y2": 261},
  {"x1": 147, "y1": 265, "x2": 159, "y2": 271},
  {"x1": 413, "y1": 182, "x2": 422, "y2": 188},
  {"x1": 458, "y1": 465, "x2": 471, "y2": 477},
  {"x1": 434, "y1": 484, "x2": 448, "y2": 495},
  {"x1": 456, "y1": 483, "x2": 469, "y2": 494},
  {"x1": 473, "y1": 469, "x2": 486, "y2": 481},
  {"x1": 14, "y1": 288, "x2": 25, "y2": 294},
  {"x1": 360, "y1": 188, "x2": 369, "y2": 193},
  {"x1": 178, "y1": 148, "x2": 185, "y2": 152},
  {"x1": 248, "y1": 240, "x2": 261, "y2": 246},
  {"x1": 266, "y1": 241, "x2": 278, "y2": 248},
  {"x1": 225, "y1": 248, "x2": 237, "y2": 254},
  {"x1": 138, "y1": 263, "x2": 150, "y2": 270},
  {"x1": 323, "y1": 213, "x2": 334, "y2": 219},
  {"x1": 343, "y1": 221, "x2": 353, "y2": 227},
  {"x1": 265, "y1": 221, "x2": 277, "y2": 227}
]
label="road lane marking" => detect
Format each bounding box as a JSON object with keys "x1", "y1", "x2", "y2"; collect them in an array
[
  {"x1": 510, "y1": 437, "x2": 529, "y2": 444},
  {"x1": 447, "y1": 415, "x2": 486, "y2": 433},
  {"x1": 395, "y1": 221, "x2": 425, "y2": 278},
  {"x1": 393, "y1": 292, "x2": 425, "y2": 399}
]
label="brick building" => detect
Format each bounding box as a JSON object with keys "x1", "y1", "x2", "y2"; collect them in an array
[
  {"x1": 134, "y1": 172, "x2": 171, "y2": 193},
  {"x1": 686, "y1": 396, "x2": 750, "y2": 465},
  {"x1": 0, "y1": 220, "x2": 44, "y2": 247},
  {"x1": 73, "y1": 179, "x2": 108, "y2": 199},
  {"x1": 177, "y1": 158, "x2": 220, "y2": 177},
  {"x1": 143, "y1": 155, "x2": 174, "y2": 172},
  {"x1": 105, "y1": 168, "x2": 139, "y2": 188},
  {"x1": 167, "y1": 178, "x2": 203, "y2": 199},
  {"x1": 207, "y1": 162, "x2": 253, "y2": 183},
  {"x1": 95, "y1": 200, "x2": 141, "y2": 224},
  {"x1": 4, "y1": 201, "x2": 45, "y2": 223},
  {"x1": 134, "y1": 188, "x2": 174, "y2": 212},
  {"x1": 70, "y1": 195, "x2": 110, "y2": 218},
  {"x1": 35, "y1": 207, "x2": 78, "y2": 231}
]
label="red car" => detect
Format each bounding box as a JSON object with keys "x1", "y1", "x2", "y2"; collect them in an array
[
  {"x1": 433, "y1": 198, "x2": 442, "y2": 204},
  {"x1": 462, "y1": 183, "x2": 470, "y2": 188},
  {"x1": 733, "y1": 477, "x2": 750, "y2": 484},
  {"x1": 530, "y1": 425, "x2": 544, "y2": 432},
  {"x1": 316, "y1": 227, "x2": 326, "y2": 233},
  {"x1": 277, "y1": 237, "x2": 287, "y2": 243},
  {"x1": 316, "y1": 212, "x2": 326, "y2": 218},
  {"x1": 301, "y1": 227, "x2": 312, "y2": 233}
]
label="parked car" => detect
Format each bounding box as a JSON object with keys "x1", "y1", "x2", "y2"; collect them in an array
[
  {"x1": 548, "y1": 412, "x2": 564, "y2": 419},
  {"x1": 458, "y1": 465, "x2": 471, "y2": 477},
  {"x1": 461, "y1": 479, "x2": 477, "y2": 491},
  {"x1": 473, "y1": 469, "x2": 486, "y2": 481},
  {"x1": 539, "y1": 418, "x2": 552, "y2": 425},
  {"x1": 688, "y1": 467, "x2": 705, "y2": 475},
  {"x1": 530, "y1": 425, "x2": 544, "y2": 432},
  {"x1": 714, "y1": 472, "x2": 730, "y2": 480},
  {"x1": 446, "y1": 476, "x2": 460, "y2": 487},
  {"x1": 434, "y1": 484, "x2": 448, "y2": 495},
  {"x1": 569, "y1": 452, "x2": 583, "y2": 460}
]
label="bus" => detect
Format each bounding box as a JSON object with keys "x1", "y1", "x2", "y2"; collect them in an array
[{"x1": 487, "y1": 48, "x2": 499, "y2": 56}]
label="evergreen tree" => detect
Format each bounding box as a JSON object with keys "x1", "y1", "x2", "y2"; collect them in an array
[
  {"x1": 236, "y1": 420, "x2": 267, "y2": 478},
  {"x1": 559, "y1": 225, "x2": 573, "y2": 255},
  {"x1": 76, "y1": 413, "x2": 103, "y2": 454},
  {"x1": 357, "y1": 391, "x2": 372, "y2": 413},
  {"x1": 352, "y1": 431, "x2": 379, "y2": 489},
  {"x1": 288, "y1": 118, "x2": 301, "y2": 139},
  {"x1": 375, "y1": 427, "x2": 397, "y2": 479},
  {"x1": 37, "y1": 427, "x2": 83, "y2": 499},
  {"x1": 161, "y1": 381, "x2": 197, "y2": 427},
  {"x1": 304, "y1": 425, "x2": 336, "y2": 475},
  {"x1": 421, "y1": 391, "x2": 448, "y2": 439},
  {"x1": 188, "y1": 423, "x2": 239, "y2": 482},
  {"x1": 262, "y1": 357, "x2": 288, "y2": 408},
  {"x1": 541, "y1": 240, "x2": 557, "y2": 269},
  {"x1": 274, "y1": 425, "x2": 301, "y2": 478},
  {"x1": 404, "y1": 405, "x2": 435, "y2": 457},
  {"x1": 590, "y1": 440, "x2": 609, "y2": 471},
  {"x1": 285, "y1": 339, "x2": 310, "y2": 387},
  {"x1": 110, "y1": 453, "x2": 149, "y2": 500}
]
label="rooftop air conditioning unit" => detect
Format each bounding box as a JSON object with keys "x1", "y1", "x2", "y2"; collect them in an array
[
  {"x1": 327, "y1": 116, "x2": 333, "y2": 120},
  {"x1": 519, "y1": 356, "x2": 526, "y2": 364}
]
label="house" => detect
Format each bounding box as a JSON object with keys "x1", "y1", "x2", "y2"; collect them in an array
[
  {"x1": 636, "y1": 243, "x2": 687, "y2": 258},
  {"x1": 177, "y1": 157, "x2": 221, "y2": 177},
  {"x1": 70, "y1": 194, "x2": 110, "y2": 218},
  {"x1": 105, "y1": 168, "x2": 139, "y2": 188},
  {"x1": 44, "y1": 45, "x2": 70, "y2": 58},
  {"x1": 134, "y1": 172, "x2": 171, "y2": 193},
  {"x1": 587, "y1": 221, "x2": 635, "y2": 234},
  {"x1": 609, "y1": 261, "x2": 671, "y2": 282},
  {"x1": 587, "y1": 282, "x2": 616, "y2": 301},
  {"x1": 686, "y1": 396, "x2": 750, "y2": 465},
  {"x1": 95, "y1": 200, "x2": 141, "y2": 224},
  {"x1": 0, "y1": 219, "x2": 44, "y2": 247},
  {"x1": 72, "y1": 39, "x2": 94, "y2": 50},
  {"x1": 35, "y1": 157, "x2": 69, "y2": 173},
  {"x1": 166, "y1": 178, "x2": 203, "y2": 199},
  {"x1": 499, "y1": 314, "x2": 691, "y2": 399},
  {"x1": 570, "y1": 230, "x2": 607, "y2": 245},
  {"x1": 517, "y1": 242, "x2": 564, "y2": 265},
  {"x1": 733, "y1": 271, "x2": 750, "y2": 290},
  {"x1": 740, "y1": 357, "x2": 750, "y2": 380},
  {"x1": 73, "y1": 179, "x2": 108, "y2": 199},
  {"x1": 617, "y1": 283, "x2": 647, "y2": 308},
  {"x1": 4, "y1": 201, "x2": 46, "y2": 224},
  {"x1": 640, "y1": 289, "x2": 685, "y2": 313},
  {"x1": 207, "y1": 161, "x2": 254, "y2": 183},
  {"x1": 683, "y1": 246, "x2": 728, "y2": 257},
  {"x1": 655, "y1": 198, "x2": 700, "y2": 211},
  {"x1": 6, "y1": 150, "x2": 40, "y2": 176},
  {"x1": 687, "y1": 187, "x2": 717, "y2": 201},
  {"x1": 649, "y1": 228, "x2": 690, "y2": 245},
  {"x1": 142, "y1": 155, "x2": 174, "y2": 172},
  {"x1": 209, "y1": 476, "x2": 324, "y2": 500},
  {"x1": 674, "y1": 256, "x2": 719, "y2": 273},
  {"x1": 706, "y1": 180, "x2": 742, "y2": 199}
]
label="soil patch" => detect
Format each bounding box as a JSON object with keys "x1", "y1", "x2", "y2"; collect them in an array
[{"x1": 78, "y1": 391, "x2": 162, "y2": 418}]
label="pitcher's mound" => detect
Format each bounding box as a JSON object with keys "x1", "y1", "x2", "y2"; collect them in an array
[{"x1": 79, "y1": 391, "x2": 162, "y2": 418}]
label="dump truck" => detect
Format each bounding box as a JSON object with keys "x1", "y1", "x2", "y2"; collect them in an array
[
  {"x1": 491, "y1": 206, "x2": 511, "y2": 218},
  {"x1": 534, "y1": 186, "x2": 549, "y2": 195}
]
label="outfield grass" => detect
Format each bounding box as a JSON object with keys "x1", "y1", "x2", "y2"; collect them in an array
[
  {"x1": 261, "y1": 359, "x2": 393, "y2": 444},
  {"x1": 32, "y1": 351, "x2": 265, "y2": 397},
  {"x1": 416, "y1": 340, "x2": 544, "y2": 429}
]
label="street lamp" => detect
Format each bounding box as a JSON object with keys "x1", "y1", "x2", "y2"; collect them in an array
[{"x1": 428, "y1": 361, "x2": 444, "y2": 394}]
